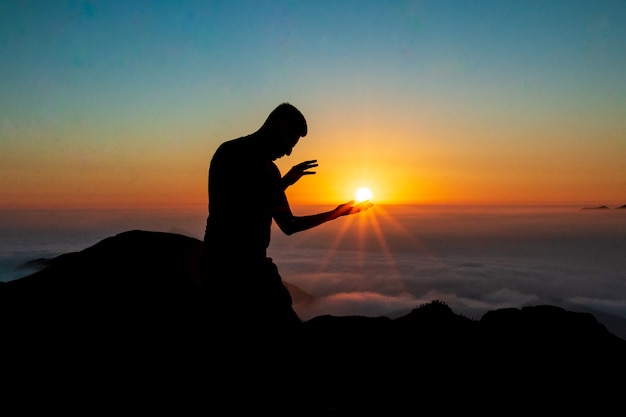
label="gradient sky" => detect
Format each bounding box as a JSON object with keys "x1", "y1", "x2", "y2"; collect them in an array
[{"x1": 1, "y1": 0, "x2": 625, "y2": 208}]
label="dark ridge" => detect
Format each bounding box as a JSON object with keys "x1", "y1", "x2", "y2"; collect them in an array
[
  {"x1": 581, "y1": 205, "x2": 611, "y2": 210},
  {"x1": 1, "y1": 230, "x2": 624, "y2": 412}
]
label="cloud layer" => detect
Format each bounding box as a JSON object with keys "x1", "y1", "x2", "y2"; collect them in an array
[{"x1": 271, "y1": 205, "x2": 626, "y2": 326}]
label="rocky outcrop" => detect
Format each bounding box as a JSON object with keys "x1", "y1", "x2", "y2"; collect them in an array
[
  {"x1": 582, "y1": 205, "x2": 611, "y2": 210},
  {"x1": 582, "y1": 204, "x2": 626, "y2": 209},
  {"x1": 1, "y1": 230, "x2": 624, "y2": 412}
]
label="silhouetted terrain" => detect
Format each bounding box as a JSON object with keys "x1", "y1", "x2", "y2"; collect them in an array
[
  {"x1": 581, "y1": 204, "x2": 626, "y2": 209},
  {"x1": 582, "y1": 205, "x2": 610, "y2": 210},
  {"x1": 2, "y1": 230, "x2": 624, "y2": 412}
]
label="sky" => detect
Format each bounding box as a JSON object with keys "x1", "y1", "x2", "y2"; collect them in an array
[{"x1": 1, "y1": 0, "x2": 626, "y2": 209}]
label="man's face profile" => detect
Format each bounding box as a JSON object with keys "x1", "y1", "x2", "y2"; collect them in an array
[{"x1": 272, "y1": 121, "x2": 300, "y2": 159}]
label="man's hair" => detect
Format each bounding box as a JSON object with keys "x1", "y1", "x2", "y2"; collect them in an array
[{"x1": 264, "y1": 102, "x2": 308, "y2": 137}]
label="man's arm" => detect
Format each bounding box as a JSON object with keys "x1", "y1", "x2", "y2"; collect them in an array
[{"x1": 274, "y1": 200, "x2": 373, "y2": 235}]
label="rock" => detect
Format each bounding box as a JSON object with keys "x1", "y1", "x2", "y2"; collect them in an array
[{"x1": 1, "y1": 230, "x2": 624, "y2": 412}]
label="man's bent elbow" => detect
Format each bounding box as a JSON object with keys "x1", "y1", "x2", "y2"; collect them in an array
[{"x1": 277, "y1": 222, "x2": 298, "y2": 236}]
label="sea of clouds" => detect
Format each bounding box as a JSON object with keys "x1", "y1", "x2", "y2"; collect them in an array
[
  {"x1": 1, "y1": 204, "x2": 625, "y2": 338},
  {"x1": 270, "y1": 205, "x2": 626, "y2": 338}
]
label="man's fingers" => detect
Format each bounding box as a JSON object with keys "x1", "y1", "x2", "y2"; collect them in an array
[{"x1": 298, "y1": 160, "x2": 318, "y2": 168}]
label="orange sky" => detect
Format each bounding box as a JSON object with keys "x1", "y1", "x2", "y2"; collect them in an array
[{"x1": 2, "y1": 99, "x2": 625, "y2": 209}]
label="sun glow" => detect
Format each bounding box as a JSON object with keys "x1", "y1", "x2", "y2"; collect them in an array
[{"x1": 355, "y1": 187, "x2": 373, "y2": 203}]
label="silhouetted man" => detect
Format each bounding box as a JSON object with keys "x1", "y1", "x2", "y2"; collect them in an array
[{"x1": 201, "y1": 102, "x2": 371, "y2": 334}]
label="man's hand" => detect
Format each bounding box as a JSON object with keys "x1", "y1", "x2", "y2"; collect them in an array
[
  {"x1": 282, "y1": 159, "x2": 318, "y2": 189},
  {"x1": 333, "y1": 200, "x2": 374, "y2": 218}
]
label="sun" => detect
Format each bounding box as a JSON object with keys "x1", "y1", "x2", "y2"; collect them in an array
[{"x1": 354, "y1": 186, "x2": 373, "y2": 203}]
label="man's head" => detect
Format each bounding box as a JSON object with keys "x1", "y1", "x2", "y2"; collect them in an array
[
  {"x1": 266, "y1": 102, "x2": 308, "y2": 137},
  {"x1": 262, "y1": 103, "x2": 308, "y2": 159}
]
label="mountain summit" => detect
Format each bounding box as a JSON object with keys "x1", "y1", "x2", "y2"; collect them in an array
[{"x1": 2, "y1": 230, "x2": 624, "y2": 412}]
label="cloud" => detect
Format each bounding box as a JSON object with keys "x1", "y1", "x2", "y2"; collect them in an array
[
  {"x1": 276, "y1": 205, "x2": 626, "y2": 325},
  {"x1": 567, "y1": 296, "x2": 626, "y2": 318},
  {"x1": 293, "y1": 290, "x2": 422, "y2": 321}
]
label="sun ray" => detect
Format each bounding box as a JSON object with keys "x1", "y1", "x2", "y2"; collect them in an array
[
  {"x1": 368, "y1": 205, "x2": 421, "y2": 246},
  {"x1": 316, "y1": 205, "x2": 401, "y2": 284},
  {"x1": 309, "y1": 203, "x2": 458, "y2": 313},
  {"x1": 363, "y1": 208, "x2": 395, "y2": 266},
  {"x1": 318, "y1": 209, "x2": 357, "y2": 271}
]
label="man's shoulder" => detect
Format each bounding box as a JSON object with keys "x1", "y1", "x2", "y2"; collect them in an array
[{"x1": 216, "y1": 135, "x2": 257, "y2": 154}]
